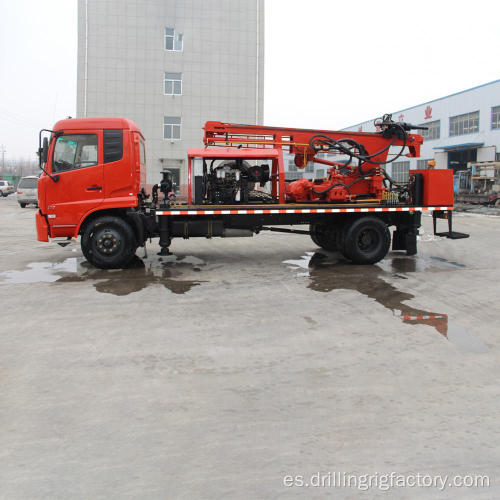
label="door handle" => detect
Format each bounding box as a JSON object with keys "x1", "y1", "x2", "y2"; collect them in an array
[{"x1": 86, "y1": 186, "x2": 102, "y2": 191}]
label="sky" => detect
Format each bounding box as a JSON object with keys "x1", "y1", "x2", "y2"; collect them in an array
[{"x1": 0, "y1": 0, "x2": 499, "y2": 161}]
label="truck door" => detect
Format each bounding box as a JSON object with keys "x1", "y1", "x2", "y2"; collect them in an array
[{"x1": 44, "y1": 130, "x2": 103, "y2": 233}]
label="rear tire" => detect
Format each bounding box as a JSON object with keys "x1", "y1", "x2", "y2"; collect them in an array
[
  {"x1": 81, "y1": 216, "x2": 137, "y2": 269},
  {"x1": 340, "y1": 216, "x2": 390, "y2": 264},
  {"x1": 0, "y1": 190, "x2": 4, "y2": 197},
  {"x1": 19, "y1": 203, "x2": 26, "y2": 208},
  {"x1": 309, "y1": 222, "x2": 338, "y2": 251}
]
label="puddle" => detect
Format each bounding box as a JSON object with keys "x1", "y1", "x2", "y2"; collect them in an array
[
  {"x1": 0, "y1": 255, "x2": 206, "y2": 296},
  {"x1": 0, "y1": 259, "x2": 79, "y2": 283},
  {"x1": 284, "y1": 251, "x2": 487, "y2": 354}
]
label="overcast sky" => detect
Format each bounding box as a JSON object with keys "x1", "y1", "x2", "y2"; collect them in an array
[{"x1": 1, "y1": 0, "x2": 499, "y2": 160}]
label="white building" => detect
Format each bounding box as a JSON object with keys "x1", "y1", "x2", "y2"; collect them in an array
[
  {"x1": 77, "y1": 0, "x2": 264, "y2": 193},
  {"x1": 283, "y1": 80, "x2": 500, "y2": 183},
  {"x1": 343, "y1": 79, "x2": 500, "y2": 182}
]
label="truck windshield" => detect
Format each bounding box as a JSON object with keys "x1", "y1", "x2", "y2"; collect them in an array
[{"x1": 53, "y1": 134, "x2": 98, "y2": 172}]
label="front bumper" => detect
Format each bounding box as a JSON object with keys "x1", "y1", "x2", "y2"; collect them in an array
[{"x1": 36, "y1": 211, "x2": 49, "y2": 242}]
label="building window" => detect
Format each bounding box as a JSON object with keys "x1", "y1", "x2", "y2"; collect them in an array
[
  {"x1": 391, "y1": 161, "x2": 410, "y2": 183},
  {"x1": 165, "y1": 27, "x2": 183, "y2": 51},
  {"x1": 305, "y1": 161, "x2": 314, "y2": 173},
  {"x1": 492, "y1": 106, "x2": 500, "y2": 129},
  {"x1": 316, "y1": 169, "x2": 325, "y2": 178},
  {"x1": 287, "y1": 159, "x2": 297, "y2": 172},
  {"x1": 418, "y1": 120, "x2": 440, "y2": 140},
  {"x1": 163, "y1": 116, "x2": 181, "y2": 140},
  {"x1": 164, "y1": 72, "x2": 182, "y2": 95},
  {"x1": 496, "y1": 152, "x2": 500, "y2": 162},
  {"x1": 449, "y1": 111, "x2": 479, "y2": 137},
  {"x1": 416, "y1": 159, "x2": 432, "y2": 169}
]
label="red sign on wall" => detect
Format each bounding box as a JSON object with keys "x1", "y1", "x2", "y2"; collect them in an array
[{"x1": 424, "y1": 105, "x2": 432, "y2": 119}]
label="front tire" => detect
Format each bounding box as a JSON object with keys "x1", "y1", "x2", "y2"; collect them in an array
[
  {"x1": 81, "y1": 216, "x2": 137, "y2": 269},
  {"x1": 19, "y1": 203, "x2": 26, "y2": 208},
  {"x1": 0, "y1": 190, "x2": 5, "y2": 197},
  {"x1": 340, "y1": 216, "x2": 391, "y2": 264}
]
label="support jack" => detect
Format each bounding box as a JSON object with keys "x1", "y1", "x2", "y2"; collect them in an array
[{"x1": 433, "y1": 210, "x2": 469, "y2": 239}]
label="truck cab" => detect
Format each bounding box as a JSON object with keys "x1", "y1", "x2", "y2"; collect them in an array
[{"x1": 37, "y1": 118, "x2": 147, "y2": 258}]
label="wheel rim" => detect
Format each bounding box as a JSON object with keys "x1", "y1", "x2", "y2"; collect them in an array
[
  {"x1": 357, "y1": 228, "x2": 379, "y2": 252},
  {"x1": 94, "y1": 227, "x2": 122, "y2": 257}
]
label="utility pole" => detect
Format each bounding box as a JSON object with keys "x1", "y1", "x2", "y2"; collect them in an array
[{"x1": 0, "y1": 145, "x2": 6, "y2": 179}]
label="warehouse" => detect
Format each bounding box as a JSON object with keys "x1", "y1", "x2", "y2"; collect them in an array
[
  {"x1": 283, "y1": 80, "x2": 500, "y2": 183},
  {"x1": 343, "y1": 79, "x2": 500, "y2": 182}
]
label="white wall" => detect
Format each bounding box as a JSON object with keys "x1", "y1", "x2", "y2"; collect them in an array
[{"x1": 343, "y1": 80, "x2": 500, "y2": 171}]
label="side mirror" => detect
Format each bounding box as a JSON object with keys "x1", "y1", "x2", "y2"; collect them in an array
[{"x1": 42, "y1": 137, "x2": 49, "y2": 164}]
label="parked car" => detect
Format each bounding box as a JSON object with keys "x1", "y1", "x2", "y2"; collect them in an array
[
  {"x1": 0, "y1": 180, "x2": 15, "y2": 197},
  {"x1": 16, "y1": 176, "x2": 39, "y2": 208}
]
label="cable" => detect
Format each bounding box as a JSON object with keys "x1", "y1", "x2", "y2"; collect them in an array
[{"x1": 308, "y1": 121, "x2": 408, "y2": 168}]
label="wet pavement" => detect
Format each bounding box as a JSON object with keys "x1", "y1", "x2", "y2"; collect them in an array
[{"x1": 0, "y1": 195, "x2": 499, "y2": 499}]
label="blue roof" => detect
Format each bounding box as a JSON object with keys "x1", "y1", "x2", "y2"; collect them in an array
[{"x1": 433, "y1": 142, "x2": 484, "y2": 150}]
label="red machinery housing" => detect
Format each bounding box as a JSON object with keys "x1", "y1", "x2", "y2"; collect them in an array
[{"x1": 203, "y1": 117, "x2": 425, "y2": 204}]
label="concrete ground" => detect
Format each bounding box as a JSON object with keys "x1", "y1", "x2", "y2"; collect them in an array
[{"x1": 0, "y1": 194, "x2": 499, "y2": 499}]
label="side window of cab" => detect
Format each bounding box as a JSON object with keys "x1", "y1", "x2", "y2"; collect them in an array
[{"x1": 53, "y1": 134, "x2": 98, "y2": 173}]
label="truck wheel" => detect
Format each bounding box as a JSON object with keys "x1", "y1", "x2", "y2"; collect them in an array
[
  {"x1": 341, "y1": 216, "x2": 390, "y2": 264},
  {"x1": 81, "y1": 216, "x2": 137, "y2": 269},
  {"x1": 309, "y1": 222, "x2": 338, "y2": 251},
  {"x1": 19, "y1": 203, "x2": 26, "y2": 208},
  {"x1": 0, "y1": 190, "x2": 4, "y2": 197}
]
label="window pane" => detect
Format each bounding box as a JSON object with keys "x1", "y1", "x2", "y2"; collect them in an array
[
  {"x1": 53, "y1": 134, "x2": 98, "y2": 172},
  {"x1": 165, "y1": 72, "x2": 181, "y2": 80},
  {"x1": 165, "y1": 36, "x2": 173, "y2": 50},
  {"x1": 164, "y1": 116, "x2": 181, "y2": 125},
  {"x1": 165, "y1": 27, "x2": 174, "y2": 36},
  {"x1": 164, "y1": 81, "x2": 173, "y2": 94},
  {"x1": 19, "y1": 178, "x2": 38, "y2": 188},
  {"x1": 174, "y1": 33, "x2": 183, "y2": 51},
  {"x1": 173, "y1": 81, "x2": 182, "y2": 94},
  {"x1": 172, "y1": 125, "x2": 181, "y2": 139},
  {"x1": 164, "y1": 124, "x2": 172, "y2": 139}
]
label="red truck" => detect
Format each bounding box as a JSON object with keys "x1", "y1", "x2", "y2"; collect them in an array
[{"x1": 36, "y1": 115, "x2": 467, "y2": 269}]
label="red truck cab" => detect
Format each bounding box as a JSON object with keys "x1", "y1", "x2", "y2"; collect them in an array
[{"x1": 37, "y1": 117, "x2": 146, "y2": 241}]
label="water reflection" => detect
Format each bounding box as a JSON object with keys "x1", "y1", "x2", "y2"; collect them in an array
[
  {"x1": 0, "y1": 255, "x2": 205, "y2": 296},
  {"x1": 284, "y1": 251, "x2": 486, "y2": 353}
]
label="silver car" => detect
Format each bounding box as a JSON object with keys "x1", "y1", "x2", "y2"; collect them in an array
[
  {"x1": 0, "y1": 180, "x2": 15, "y2": 197},
  {"x1": 17, "y1": 176, "x2": 39, "y2": 208}
]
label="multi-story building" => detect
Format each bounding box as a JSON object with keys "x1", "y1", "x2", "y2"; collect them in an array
[{"x1": 77, "y1": 0, "x2": 264, "y2": 193}]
